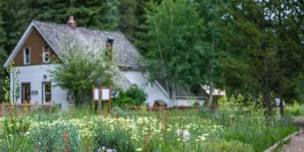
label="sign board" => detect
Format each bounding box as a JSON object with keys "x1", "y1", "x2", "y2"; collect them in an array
[
  {"x1": 93, "y1": 88, "x2": 99, "y2": 101},
  {"x1": 275, "y1": 97, "x2": 285, "y2": 107},
  {"x1": 31, "y1": 90, "x2": 38, "y2": 95},
  {"x1": 101, "y1": 88, "x2": 111, "y2": 101}
]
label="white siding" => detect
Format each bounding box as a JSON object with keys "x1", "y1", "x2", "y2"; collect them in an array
[
  {"x1": 122, "y1": 71, "x2": 172, "y2": 107},
  {"x1": 173, "y1": 99, "x2": 205, "y2": 107},
  {"x1": 11, "y1": 64, "x2": 69, "y2": 110}
]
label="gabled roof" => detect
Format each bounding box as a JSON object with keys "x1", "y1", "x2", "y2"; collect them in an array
[{"x1": 4, "y1": 21, "x2": 142, "y2": 69}]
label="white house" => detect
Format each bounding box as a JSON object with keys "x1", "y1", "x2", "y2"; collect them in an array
[{"x1": 4, "y1": 16, "x2": 205, "y2": 109}]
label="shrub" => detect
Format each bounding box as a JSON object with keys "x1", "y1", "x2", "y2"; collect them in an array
[
  {"x1": 205, "y1": 140, "x2": 255, "y2": 152},
  {"x1": 93, "y1": 125, "x2": 135, "y2": 152},
  {"x1": 115, "y1": 85, "x2": 147, "y2": 106},
  {"x1": 111, "y1": 106, "x2": 129, "y2": 117},
  {"x1": 30, "y1": 123, "x2": 82, "y2": 152}
]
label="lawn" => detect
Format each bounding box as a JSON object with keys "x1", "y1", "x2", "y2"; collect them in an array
[{"x1": 0, "y1": 99, "x2": 298, "y2": 152}]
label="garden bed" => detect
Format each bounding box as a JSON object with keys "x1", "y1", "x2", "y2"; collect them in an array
[{"x1": 0, "y1": 102, "x2": 297, "y2": 152}]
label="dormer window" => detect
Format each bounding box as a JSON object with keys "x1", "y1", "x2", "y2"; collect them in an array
[
  {"x1": 42, "y1": 45, "x2": 50, "y2": 63},
  {"x1": 105, "y1": 37, "x2": 114, "y2": 60},
  {"x1": 23, "y1": 48, "x2": 31, "y2": 65}
]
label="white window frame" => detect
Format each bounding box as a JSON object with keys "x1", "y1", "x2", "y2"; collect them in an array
[
  {"x1": 23, "y1": 48, "x2": 31, "y2": 65},
  {"x1": 42, "y1": 46, "x2": 51, "y2": 63}
]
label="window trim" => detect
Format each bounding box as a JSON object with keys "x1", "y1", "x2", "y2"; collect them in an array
[
  {"x1": 23, "y1": 47, "x2": 31, "y2": 65},
  {"x1": 21, "y1": 82, "x2": 31, "y2": 104},
  {"x1": 42, "y1": 51, "x2": 50, "y2": 63},
  {"x1": 42, "y1": 46, "x2": 51, "y2": 64},
  {"x1": 42, "y1": 81, "x2": 52, "y2": 103}
]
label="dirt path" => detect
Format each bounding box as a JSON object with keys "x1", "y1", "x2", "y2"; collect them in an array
[
  {"x1": 279, "y1": 117, "x2": 304, "y2": 152},
  {"x1": 279, "y1": 129, "x2": 304, "y2": 152}
]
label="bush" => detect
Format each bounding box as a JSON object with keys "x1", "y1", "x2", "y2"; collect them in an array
[
  {"x1": 93, "y1": 125, "x2": 135, "y2": 152},
  {"x1": 205, "y1": 140, "x2": 255, "y2": 152},
  {"x1": 114, "y1": 85, "x2": 147, "y2": 106},
  {"x1": 30, "y1": 123, "x2": 82, "y2": 152},
  {"x1": 111, "y1": 106, "x2": 129, "y2": 117},
  {"x1": 286, "y1": 102, "x2": 304, "y2": 116}
]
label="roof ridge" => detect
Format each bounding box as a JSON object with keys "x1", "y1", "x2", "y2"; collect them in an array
[{"x1": 32, "y1": 20, "x2": 121, "y2": 34}]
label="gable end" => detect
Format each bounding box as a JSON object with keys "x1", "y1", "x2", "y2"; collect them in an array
[{"x1": 4, "y1": 23, "x2": 59, "y2": 67}]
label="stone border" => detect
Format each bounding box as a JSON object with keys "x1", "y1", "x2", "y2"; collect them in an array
[{"x1": 264, "y1": 130, "x2": 301, "y2": 152}]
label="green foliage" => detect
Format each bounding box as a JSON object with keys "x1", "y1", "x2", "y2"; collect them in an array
[
  {"x1": 2, "y1": 117, "x2": 30, "y2": 135},
  {"x1": 30, "y1": 123, "x2": 82, "y2": 152},
  {"x1": 285, "y1": 102, "x2": 304, "y2": 116},
  {"x1": 0, "y1": 0, "x2": 120, "y2": 52},
  {"x1": 0, "y1": 103, "x2": 298, "y2": 152},
  {"x1": 205, "y1": 140, "x2": 254, "y2": 152},
  {"x1": 111, "y1": 106, "x2": 129, "y2": 117},
  {"x1": 93, "y1": 125, "x2": 135, "y2": 152},
  {"x1": 0, "y1": 14, "x2": 7, "y2": 102},
  {"x1": 114, "y1": 85, "x2": 147, "y2": 106},
  {"x1": 119, "y1": 0, "x2": 139, "y2": 41},
  {"x1": 204, "y1": 97, "x2": 297, "y2": 152},
  {"x1": 51, "y1": 46, "x2": 118, "y2": 105},
  {"x1": 0, "y1": 110, "x2": 33, "y2": 152},
  {"x1": 142, "y1": 0, "x2": 209, "y2": 91},
  {"x1": 218, "y1": 0, "x2": 304, "y2": 106}
]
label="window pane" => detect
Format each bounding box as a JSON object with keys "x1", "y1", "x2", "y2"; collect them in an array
[{"x1": 24, "y1": 48, "x2": 30, "y2": 64}]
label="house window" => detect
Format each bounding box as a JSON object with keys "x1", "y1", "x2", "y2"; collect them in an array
[
  {"x1": 42, "y1": 45, "x2": 50, "y2": 63},
  {"x1": 42, "y1": 82, "x2": 52, "y2": 103},
  {"x1": 21, "y1": 83, "x2": 31, "y2": 103},
  {"x1": 23, "y1": 48, "x2": 31, "y2": 65}
]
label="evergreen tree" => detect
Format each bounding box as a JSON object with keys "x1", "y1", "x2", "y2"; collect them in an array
[
  {"x1": 119, "y1": 0, "x2": 138, "y2": 41},
  {"x1": 0, "y1": 0, "x2": 120, "y2": 54},
  {"x1": 0, "y1": 2, "x2": 9, "y2": 102},
  {"x1": 222, "y1": 0, "x2": 279, "y2": 116},
  {"x1": 220, "y1": 0, "x2": 304, "y2": 115}
]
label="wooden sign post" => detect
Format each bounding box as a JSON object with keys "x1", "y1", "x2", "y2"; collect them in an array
[
  {"x1": 92, "y1": 85, "x2": 101, "y2": 113},
  {"x1": 101, "y1": 87, "x2": 112, "y2": 113}
]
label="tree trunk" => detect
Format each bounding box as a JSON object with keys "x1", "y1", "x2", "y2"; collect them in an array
[
  {"x1": 263, "y1": 91, "x2": 272, "y2": 118},
  {"x1": 208, "y1": 83, "x2": 214, "y2": 110},
  {"x1": 279, "y1": 99, "x2": 284, "y2": 117},
  {"x1": 262, "y1": 41, "x2": 273, "y2": 119}
]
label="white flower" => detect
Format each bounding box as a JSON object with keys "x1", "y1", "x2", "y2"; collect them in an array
[{"x1": 176, "y1": 129, "x2": 191, "y2": 140}]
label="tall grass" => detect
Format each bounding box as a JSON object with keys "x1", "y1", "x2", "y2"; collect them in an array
[{"x1": 0, "y1": 100, "x2": 298, "y2": 152}]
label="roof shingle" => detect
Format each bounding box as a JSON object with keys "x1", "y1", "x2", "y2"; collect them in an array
[{"x1": 33, "y1": 21, "x2": 142, "y2": 69}]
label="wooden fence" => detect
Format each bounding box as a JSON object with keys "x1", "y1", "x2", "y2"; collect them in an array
[{"x1": 0, "y1": 103, "x2": 54, "y2": 117}]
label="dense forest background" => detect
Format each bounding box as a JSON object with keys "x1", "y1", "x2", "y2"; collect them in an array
[{"x1": 0, "y1": 0, "x2": 303, "y2": 114}]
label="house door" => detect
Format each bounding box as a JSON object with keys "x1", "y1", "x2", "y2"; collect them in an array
[
  {"x1": 42, "y1": 82, "x2": 52, "y2": 103},
  {"x1": 21, "y1": 83, "x2": 31, "y2": 103}
]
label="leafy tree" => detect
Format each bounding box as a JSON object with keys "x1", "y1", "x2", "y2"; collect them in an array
[
  {"x1": 50, "y1": 45, "x2": 118, "y2": 105},
  {"x1": 142, "y1": 0, "x2": 210, "y2": 100},
  {"x1": 194, "y1": 0, "x2": 227, "y2": 107}
]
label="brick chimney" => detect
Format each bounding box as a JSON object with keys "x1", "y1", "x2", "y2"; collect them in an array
[{"x1": 67, "y1": 16, "x2": 76, "y2": 29}]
